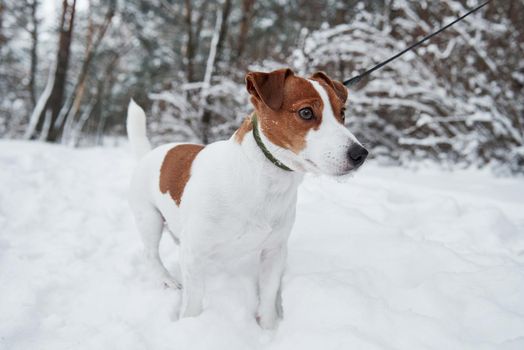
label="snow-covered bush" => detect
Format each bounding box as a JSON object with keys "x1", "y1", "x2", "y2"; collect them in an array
[
  {"x1": 291, "y1": 1, "x2": 524, "y2": 173},
  {"x1": 147, "y1": 75, "x2": 250, "y2": 146}
]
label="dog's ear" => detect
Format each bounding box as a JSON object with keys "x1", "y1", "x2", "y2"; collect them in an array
[
  {"x1": 246, "y1": 69, "x2": 294, "y2": 110},
  {"x1": 310, "y1": 71, "x2": 348, "y2": 103}
]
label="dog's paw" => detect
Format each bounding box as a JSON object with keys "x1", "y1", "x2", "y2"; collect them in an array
[
  {"x1": 179, "y1": 305, "x2": 203, "y2": 319},
  {"x1": 162, "y1": 276, "x2": 182, "y2": 289},
  {"x1": 256, "y1": 311, "x2": 279, "y2": 330}
]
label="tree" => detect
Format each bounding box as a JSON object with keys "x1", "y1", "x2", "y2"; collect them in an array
[
  {"x1": 183, "y1": 0, "x2": 195, "y2": 83},
  {"x1": 234, "y1": 0, "x2": 254, "y2": 65},
  {"x1": 61, "y1": 0, "x2": 116, "y2": 145},
  {"x1": 25, "y1": 0, "x2": 77, "y2": 141},
  {"x1": 28, "y1": 0, "x2": 39, "y2": 108},
  {"x1": 0, "y1": 1, "x2": 5, "y2": 53}
]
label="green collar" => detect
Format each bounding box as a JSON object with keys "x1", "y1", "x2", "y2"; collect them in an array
[{"x1": 251, "y1": 114, "x2": 293, "y2": 172}]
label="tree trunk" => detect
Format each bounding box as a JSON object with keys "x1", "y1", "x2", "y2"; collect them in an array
[
  {"x1": 215, "y1": 0, "x2": 231, "y2": 64},
  {"x1": 29, "y1": 0, "x2": 39, "y2": 108},
  {"x1": 28, "y1": 0, "x2": 76, "y2": 142},
  {"x1": 199, "y1": 6, "x2": 223, "y2": 144},
  {"x1": 61, "y1": 0, "x2": 115, "y2": 144},
  {"x1": 193, "y1": 1, "x2": 209, "y2": 56},
  {"x1": 46, "y1": 0, "x2": 76, "y2": 141},
  {"x1": 234, "y1": 0, "x2": 255, "y2": 65},
  {"x1": 94, "y1": 52, "x2": 120, "y2": 145},
  {"x1": 0, "y1": 1, "x2": 5, "y2": 53},
  {"x1": 183, "y1": 0, "x2": 195, "y2": 82}
]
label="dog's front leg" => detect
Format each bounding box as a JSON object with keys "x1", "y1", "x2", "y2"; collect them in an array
[{"x1": 257, "y1": 243, "x2": 287, "y2": 329}]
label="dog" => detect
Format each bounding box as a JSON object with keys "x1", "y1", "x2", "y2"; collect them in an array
[{"x1": 126, "y1": 68, "x2": 368, "y2": 329}]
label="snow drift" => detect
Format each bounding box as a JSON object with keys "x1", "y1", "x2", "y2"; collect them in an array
[{"x1": 0, "y1": 141, "x2": 523, "y2": 350}]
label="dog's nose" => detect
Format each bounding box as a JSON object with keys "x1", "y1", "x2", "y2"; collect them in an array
[{"x1": 347, "y1": 144, "x2": 368, "y2": 168}]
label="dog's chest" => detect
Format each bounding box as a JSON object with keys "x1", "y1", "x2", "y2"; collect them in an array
[
  {"x1": 202, "y1": 174, "x2": 299, "y2": 257},
  {"x1": 155, "y1": 141, "x2": 303, "y2": 258}
]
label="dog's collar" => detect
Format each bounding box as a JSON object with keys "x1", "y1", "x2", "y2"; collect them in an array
[{"x1": 251, "y1": 114, "x2": 293, "y2": 172}]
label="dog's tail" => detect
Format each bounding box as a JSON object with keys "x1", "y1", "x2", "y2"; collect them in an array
[{"x1": 126, "y1": 99, "x2": 151, "y2": 159}]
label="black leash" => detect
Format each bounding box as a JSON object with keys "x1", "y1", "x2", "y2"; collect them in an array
[{"x1": 343, "y1": 0, "x2": 492, "y2": 87}]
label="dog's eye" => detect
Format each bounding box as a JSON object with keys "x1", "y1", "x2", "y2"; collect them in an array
[
  {"x1": 341, "y1": 108, "x2": 346, "y2": 122},
  {"x1": 298, "y1": 107, "x2": 314, "y2": 120}
]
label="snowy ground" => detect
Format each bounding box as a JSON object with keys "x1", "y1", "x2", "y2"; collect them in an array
[{"x1": 1, "y1": 140, "x2": 524, "y2": 350}]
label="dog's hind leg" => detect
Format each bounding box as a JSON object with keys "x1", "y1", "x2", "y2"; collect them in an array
[{"x1": 132, "y1": 204, "x2": 182, "y2": 289}]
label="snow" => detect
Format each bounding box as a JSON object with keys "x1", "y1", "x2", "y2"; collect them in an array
[{"x1": 1, "y1": 140, "x2": 524, "y2": 350}]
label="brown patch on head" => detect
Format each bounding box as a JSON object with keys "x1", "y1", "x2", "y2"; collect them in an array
[
  {"x1": 246, "y1": 69, "x2": 294, "y2": 110},
  {"x1": 245, "y1": 69, "x2": 324, "y2": 153},
  {"x1": 310, "y1": 71, "x2": 348, "y2": 124},
  {"x1": 234, "y1": 115, "x2": 253, "y2": 144},
  {"x1": 159, "y1": 144, "x2": 204, "y2": 206}
]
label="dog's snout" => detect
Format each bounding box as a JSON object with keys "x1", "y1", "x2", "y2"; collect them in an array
[{"x1": 348, "y1": 144, "x2": 368, "y2": 168}]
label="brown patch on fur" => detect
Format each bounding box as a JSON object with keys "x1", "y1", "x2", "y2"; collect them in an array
[
  {"x1": 246, "y1": 70, "x2": 324, "y2": 153},
  {"x1": 246, "y1": 69, "x2": 294, "y2": 110},
  {"x1": 310, "y1": 72, "x2": 348, "y2": 103},
  {"x1": 159, "y1": 144, "x2": 204, "y2": 206},
  {"x1": 310, "y1": 72, "x2": 348, "y2": 124},
  {"x1": 234, "y1": 115, "x2": 253, "y2": 144}
]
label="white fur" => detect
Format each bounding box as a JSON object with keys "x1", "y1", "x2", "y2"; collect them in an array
[
  {"x1": 127, "y1": 81, "x2": 362, "y2": 329},
  {"x1": 126, "y1": 99, "x2": 152, "y2": 159},
  {"x1": 301, "y1": 80, "x2": 361, "y2": 176}
]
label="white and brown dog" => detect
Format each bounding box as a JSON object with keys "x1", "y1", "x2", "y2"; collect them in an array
[{"x1": 127, "y1": 69, "x2": 367, "y2": 329}]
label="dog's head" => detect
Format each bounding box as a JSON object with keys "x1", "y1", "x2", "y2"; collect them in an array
[{"x1": 246, "y1": 68, "x2": 367, "y2": 176}]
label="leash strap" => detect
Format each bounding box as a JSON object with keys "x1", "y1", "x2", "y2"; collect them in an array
[
  {"x1": 251, "y1": 114, "x2": 293, "y2": 172},
  {"x1": 343, "y1": 0, "x2": 492, "y2": 87}
]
